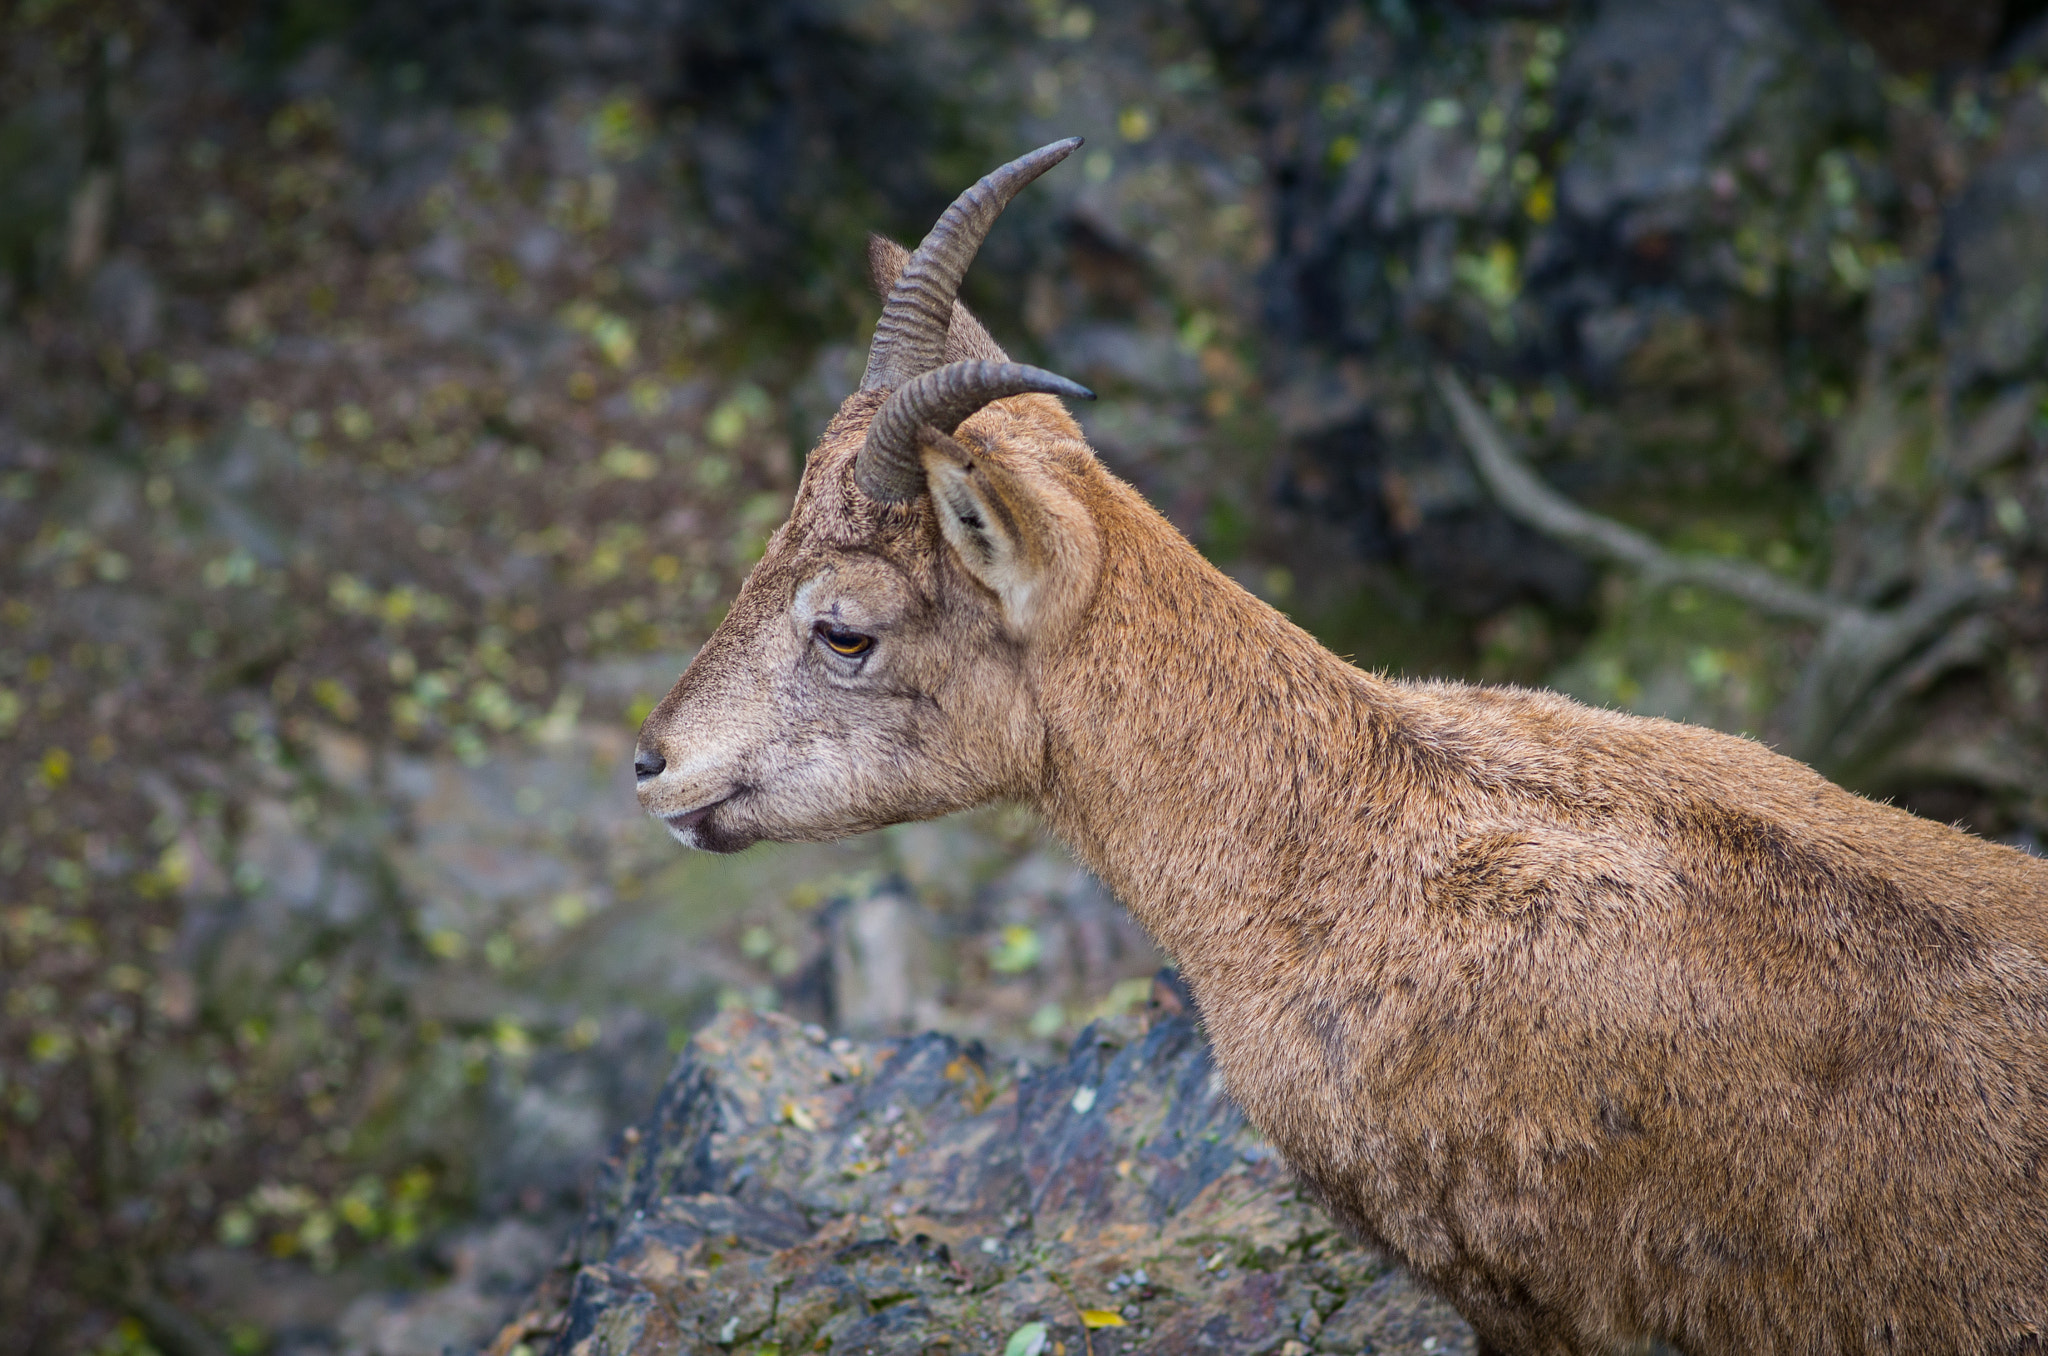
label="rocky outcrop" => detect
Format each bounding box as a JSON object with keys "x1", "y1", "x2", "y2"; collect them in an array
[{"x1": 495, "y1": 1003, "x2": 1473, "y2": 1356}]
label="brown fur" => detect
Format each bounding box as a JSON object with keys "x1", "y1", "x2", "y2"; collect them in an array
[{"x1": 637, "y1": 330, "x2": 2048, "y2": 1356}]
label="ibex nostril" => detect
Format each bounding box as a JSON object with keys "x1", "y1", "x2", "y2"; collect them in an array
[{"x1": 633, "y1": 749, "x2": 666, "y2": 781}]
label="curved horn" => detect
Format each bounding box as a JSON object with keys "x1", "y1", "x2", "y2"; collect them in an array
[
  {"x1": 855, "y1": 360, "x2": 1095, "y2": 503},
  {"x1": 867, "y1": 234, "x2": 1011, "y2": 364},
  {"x1": 860, "y1": 137, "x2": 1082, "y2": 392}
]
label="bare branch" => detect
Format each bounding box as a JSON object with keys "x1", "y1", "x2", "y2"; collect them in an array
[
  {"x1": 1434, "y1": 365, "x2": 2011, "y2": 767},
  {"x1": 1433, "y1": 367, "x2": 1840, "y2": 625},
  {"x1": 1820, "y1": 614, "x2": 1999, "y2": 767}
]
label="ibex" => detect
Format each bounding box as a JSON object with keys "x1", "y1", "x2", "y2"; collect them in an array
[{"x1": 633, "y1": 140, "x2": 2048, "y2": 1354}]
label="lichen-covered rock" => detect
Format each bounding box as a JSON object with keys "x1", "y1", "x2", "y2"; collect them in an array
[{"x1": 505, "y1": 1005, "x2": 1473, "y2": 1356}]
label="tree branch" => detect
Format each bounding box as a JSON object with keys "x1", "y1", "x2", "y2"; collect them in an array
[
  {"x1": 1434, "y1": 366, "x2": 1843, "y2": 625},
  {"x1": 1433, "y1": 366, "x2": 2009, "y2": 766}
]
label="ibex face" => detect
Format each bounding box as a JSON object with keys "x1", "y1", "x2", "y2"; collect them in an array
[{"x1": 634, "y1": 140, "x2": 1100, "y2": 853}]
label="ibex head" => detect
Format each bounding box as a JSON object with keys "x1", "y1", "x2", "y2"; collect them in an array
[{"x1": 633, "y1": 139, "x2": 1102, "y2": 852}]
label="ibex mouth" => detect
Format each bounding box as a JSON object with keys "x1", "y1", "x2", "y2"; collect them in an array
[
  {"x1": 663, "y1": 795, "x2": 732, "y2": 838},
  {"x1": 664, "y1": 792, "x2": 756, "y2": 854}
]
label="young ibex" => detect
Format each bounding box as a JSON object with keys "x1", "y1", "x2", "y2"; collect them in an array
[{"x1": 633, "y1": 140, "x2": 2048, "y2": 1354}]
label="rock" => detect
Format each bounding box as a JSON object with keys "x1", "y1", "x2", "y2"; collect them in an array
[
  {"x1": 87, "y1": 253, "x2": 162, "y2": 351},
  {"x1": 1559, "y1": 0, "x2": 1800, "y2": 227},
  {"x1": 1953, "y1": 382, "x2": 2042, "y2": 476},
  {"x1": 508, "y1": 1006, "x2": 1474, "y2": 1356},
  {"x1": 480, "y1": 1034, "x2": 655, "y2": 1206},
  {"x1": 1943, "y1": 151, "x2": 2048, "y2": 382},
  {"x1": 339, "y1": 1279, "x2": 506, "y2": 1356},
  {"x1": 1378, "y1": 116, "x2": 1486, "y2": 226},
  {"x1": 1056, "y1": 322, "x2": 1204, "y2": 393},
  {"x1": 338, "y1": 1219, "x2": 560, "y2": 1356},
  {"x1": 1316, "y1": 1272, "x2": 1478, "y2": 1356},
  {"x1": 822, "y1": 880, "x2": 943, "y2": 1037},
  {"x1": 408, "y1": 289, "x2": 481, "y2": 343}
]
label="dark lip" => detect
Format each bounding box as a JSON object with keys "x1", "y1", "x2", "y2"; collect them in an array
[{"x1": 664, "y1": 794, "x2": 733, "y2": 833}]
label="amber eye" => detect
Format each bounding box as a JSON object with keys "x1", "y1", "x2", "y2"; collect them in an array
[{"x1": 816, "y1": 624, "x2": 873, "y2": 658}]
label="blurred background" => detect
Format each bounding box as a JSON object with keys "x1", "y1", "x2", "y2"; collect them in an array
[{"x1": 2, "y1": 0, "x2": 2045, "y2": 1350}]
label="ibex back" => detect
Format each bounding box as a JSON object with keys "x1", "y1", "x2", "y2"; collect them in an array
[{"x1": 633, "y1": 140, "x2": 2048, "y2": 1355}]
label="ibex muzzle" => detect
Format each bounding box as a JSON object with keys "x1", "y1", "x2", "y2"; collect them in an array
[{"x1": 636, "y1": 142, "x2": 2048, "y2": 1354}]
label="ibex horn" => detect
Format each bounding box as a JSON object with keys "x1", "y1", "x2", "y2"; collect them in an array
[
  {"x1": 860, "y1": 137, "x2": 1082, "y2": 393},
  {"x1": 856, "y1": 361, "x2": 1095, "y2": 503}
]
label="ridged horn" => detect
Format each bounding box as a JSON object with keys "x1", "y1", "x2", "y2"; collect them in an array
[
  {"x1": 866, "y1": 235, "x2": 1010, "y2": 364},
  {"x1": 855, "y1": 361, "x2": 1095, "y2": 504},
  {"x1": 860, "y1": 137, "x2": 1082, "y2": 393}
]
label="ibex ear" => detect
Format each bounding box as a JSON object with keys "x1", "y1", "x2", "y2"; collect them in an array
[{"x1": 919, "y1": 426, "x2": 1099, "y2": 641}]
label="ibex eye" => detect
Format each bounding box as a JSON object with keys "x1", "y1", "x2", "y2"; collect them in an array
[{"x1": 816, "y1": 624, "x2": 873, "y2": 658}]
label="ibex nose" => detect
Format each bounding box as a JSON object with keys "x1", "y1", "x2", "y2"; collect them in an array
[{"x1": 633, "y1": 747, "x2": 666, "y2": 782}]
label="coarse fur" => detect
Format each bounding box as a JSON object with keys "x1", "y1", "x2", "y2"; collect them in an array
[{"x1": 636, "y1": 249, "x2": 2048, "y2": 1355}]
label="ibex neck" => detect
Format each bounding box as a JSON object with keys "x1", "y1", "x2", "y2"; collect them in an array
[{"x1": 1033, "y1": 481, "x2": 1407, "y2": 972}]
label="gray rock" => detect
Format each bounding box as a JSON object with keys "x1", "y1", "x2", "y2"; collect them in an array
[
  {"x1": 88, "y1": 253, "x2": 162, "y2": 351},
  {"x1": 1316, "y1": 1270, "x2": 1477, "y2": 1354},
  {"x1": 337, "y1": 1219, "x2": 560, "y2": 1356},
  {"x1": 1560, "y1": 0, "x2": 1798, "y2": 225},
  {"x1": 1944, "y1": 151, "x2": 2048, "y2": 382},
  {"x1": 509, "y1": 1006, "x2": 1476, "y2": 1356},
  {"x1": 408, "y1": 289, "x2": 480, "y2": 343},
  {"x1": 1055, "y1": 322, "x2": 1203, "y2": 393},
  {"x1": 823, "y1": 881, "x2": 942, "y2": 1037},
  {"x1": 1378, "y1": 115, "x2": 1485, "y2": 226}
]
